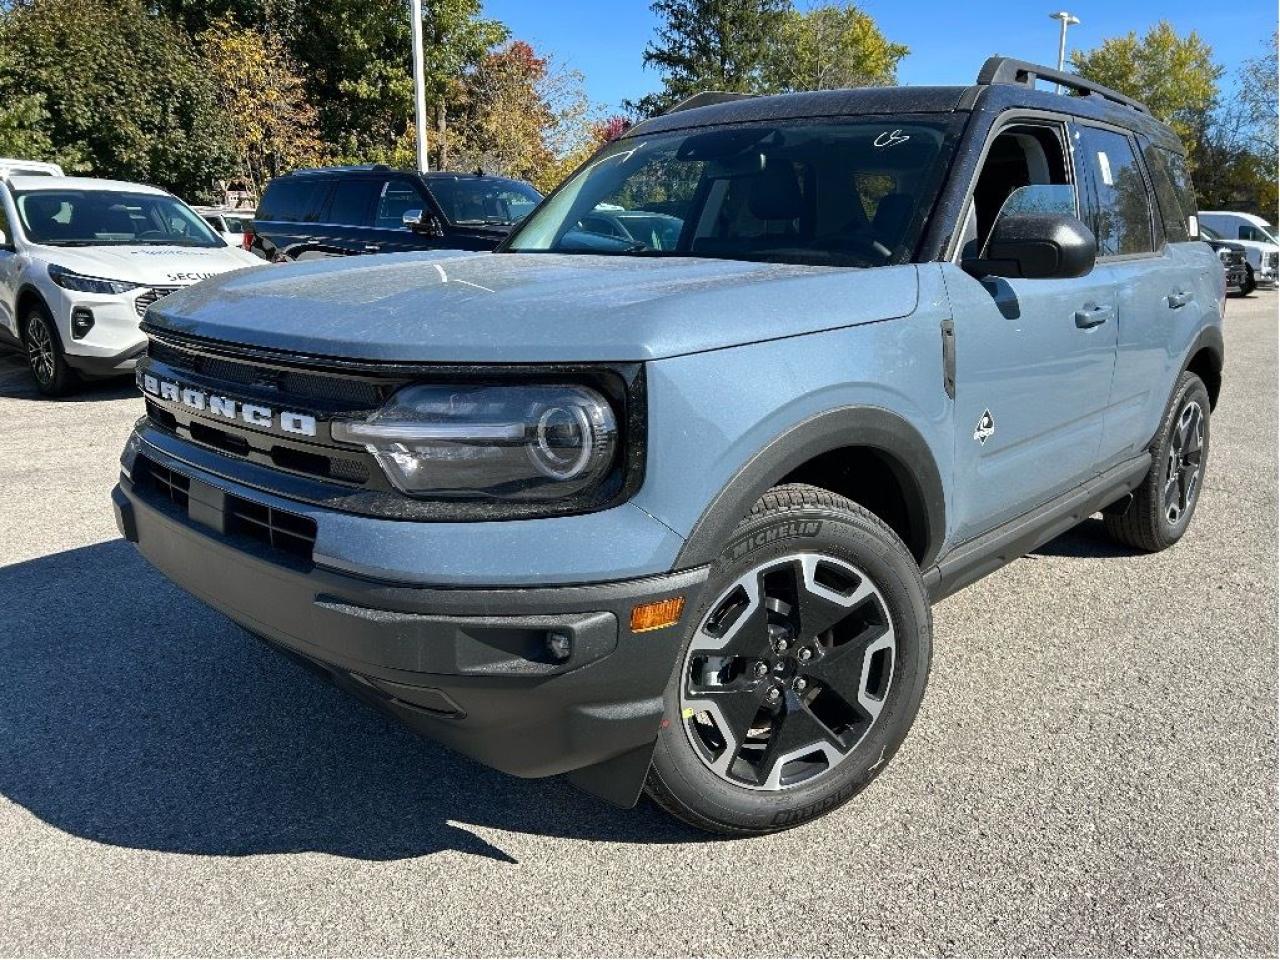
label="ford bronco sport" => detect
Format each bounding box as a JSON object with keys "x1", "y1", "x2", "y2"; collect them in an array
[{"x1": 113, "y1": 58, "x2": 1224, "y2": 835}]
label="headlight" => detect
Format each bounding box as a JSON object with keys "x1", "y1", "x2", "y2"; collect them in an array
[
  {"x1": 331, "y1": 383, "x2": 619, "y2": 502},
  {"x1": 48, "y1": 263, "x2": 141, "y2": 295}
]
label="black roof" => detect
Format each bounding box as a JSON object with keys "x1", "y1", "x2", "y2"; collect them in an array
[
  {"x1": 282, "y1": 164, "x2": 525, "y2": 181},
  {"x1": 625, "y1": 56, "x2": 1183, "y2": 152}
]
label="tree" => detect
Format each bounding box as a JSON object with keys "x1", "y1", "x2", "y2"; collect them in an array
[
  {"x1": 1070, "y1": 21, "x2": 1221, "y2": 161},
  {"x1": 288, "y1": 0, "x2": 504, "y2": 165},
  {"x1": 0, "y1": 45, "x2": 58, "y2": 163},
  {"x1": 452, "y1": 40, "x2": 596, "y2": 191},
  {"x1": 765, "y1": 3, "x2": 907, "y2": 92},
  {"x1": 631, "y1": 0, "x2": 792, "y2": 115},
  {"x1": 0, "y1": 0, "x2": 235, "y2": 200},
  {"x1": 198, "y1": 17, "x2": 326, "y2": 196}
]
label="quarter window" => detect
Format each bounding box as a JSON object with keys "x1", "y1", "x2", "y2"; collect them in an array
[{"x1": 1077, "y1": 127, "x2": 1156, "y2": 257}]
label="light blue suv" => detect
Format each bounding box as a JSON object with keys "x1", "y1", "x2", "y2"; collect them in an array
[{"x1": 112, "y1": 59, "x2": 1224, "y2": 835}]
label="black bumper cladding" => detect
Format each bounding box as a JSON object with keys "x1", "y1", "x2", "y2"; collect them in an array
[{"x1": 113, "y1": 449, "x2": 708, "y2": 808}]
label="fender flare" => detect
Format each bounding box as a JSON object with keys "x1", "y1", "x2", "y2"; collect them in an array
[
  {"x1": 1181, "y1": 323, "x2": 1224, "y2": 408},
  {"x1": 673, "y1": 405, "x2": 948, "y2": 570}
]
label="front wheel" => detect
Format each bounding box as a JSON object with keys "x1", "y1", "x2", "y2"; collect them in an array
[
  {"x1": 645, "y1": 484, "x2": 932, "y2": 835},
  {"x1": 22, "y1": 304, "x2": 79, "y2": 397}
]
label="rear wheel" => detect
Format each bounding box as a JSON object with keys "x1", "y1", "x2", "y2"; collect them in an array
[
  {"x1": 1104, "y1": 372, "x2": 1210, "y2": 552},
  {"x1": 645, "y1": 484, "x2": 931, "y2": 835},
  {"x1": 22, "y1": 303, "x2": 78, "y2": 397}
]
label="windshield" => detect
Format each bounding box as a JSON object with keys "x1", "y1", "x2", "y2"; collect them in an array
[
  {"x1": 14, "y1": 189, "x2": 224, "y2": 247},
  {"x1": 504, "y1": 118, "x2": 956, "y2": 266},
  {"x1": 425, "y1": 177, "x2": 542, "y2": 226}
]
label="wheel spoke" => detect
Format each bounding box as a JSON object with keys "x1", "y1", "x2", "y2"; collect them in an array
[
  {"x1": 755, "y1": 697, "x2": 845, "y2": 789},
  {"x1": 685, "y1": 684, "x2": 770, "y2": 776}
]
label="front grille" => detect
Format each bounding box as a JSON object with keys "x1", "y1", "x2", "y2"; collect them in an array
[
  {"x1": 147, "y1": 340, "x2": 383, "y2": 407},
  {"x1": 133, "y1": 455, "x2": 317, "y2": 564},
  {"x1": 135, "y1": 286, "x2": 182, "y2": 318},
  {"x1": 1268, "y1": 252, "x2": 1278, "y2": 270}
]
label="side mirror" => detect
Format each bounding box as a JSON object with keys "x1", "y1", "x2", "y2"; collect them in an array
[
  {"x1": 964, "y1": 213, "x2": 1096, "y2": 280},
  {"x1": 402, "y1": 209, "x2": 444, "y2": 236}
]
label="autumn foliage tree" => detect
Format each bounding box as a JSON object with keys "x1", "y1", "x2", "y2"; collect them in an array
[{"x1": 198, "y1": 17, "x2": 327, "y2": 195}]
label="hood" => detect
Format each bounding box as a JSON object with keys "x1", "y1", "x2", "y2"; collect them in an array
[
  {"x1": 34, "y1": 243, "x2": 262, "y2": 286},
  {"x1": 146, "y1": 250, "x2": 920, "y2": 363}
]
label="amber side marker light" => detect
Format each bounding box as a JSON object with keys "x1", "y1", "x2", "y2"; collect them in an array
[{"x1": 630, "y1": 596, "x2": 685, "y2": 633}]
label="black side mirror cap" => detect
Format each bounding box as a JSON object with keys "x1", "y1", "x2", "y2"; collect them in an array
[{"x1": 963, "y1": 212, "x2": 1097, "y2": 280}]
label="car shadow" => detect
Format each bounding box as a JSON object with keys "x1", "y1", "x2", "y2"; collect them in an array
[
  {"x1": 1030, "y1": 517, "x2": 1141, "y2": 559},
  {"x1": 0, "y1": 353, "x2": 138, "y2": 402},
  {"x1": 0, "y1": 540, "x2": 705, "y2": 863}
]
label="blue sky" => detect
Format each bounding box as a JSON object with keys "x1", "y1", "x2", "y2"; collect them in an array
[{"x1": 481, "y1": 0, "x2": 1276, "y2": 111}]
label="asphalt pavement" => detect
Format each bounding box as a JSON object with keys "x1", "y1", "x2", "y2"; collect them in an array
[{"x1": 0, "y1": 292, "x2": 1275, "y2": 957}]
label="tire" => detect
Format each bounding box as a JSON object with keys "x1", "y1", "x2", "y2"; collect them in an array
[
  {"x1": 1103, "y1": 372, "x2": 1210, "y2": 552},
  {"x1": 645, "y1": 483, "x2": 932, "y2": 836},
  {"x1": 1242, "y1": 265, "x2": 1256, "y2": 296},
  {"x1": 22, "y1": 302, "x2": 79, "y2": 397}
]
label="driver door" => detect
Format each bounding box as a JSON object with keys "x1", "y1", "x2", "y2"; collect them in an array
[{"x1": 943, "y1": 119, "x2": 1119, "y2": 543}]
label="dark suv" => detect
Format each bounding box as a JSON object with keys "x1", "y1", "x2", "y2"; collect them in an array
[{"x1": 247, "y1": 166, "x2": 542, "y2": 262}]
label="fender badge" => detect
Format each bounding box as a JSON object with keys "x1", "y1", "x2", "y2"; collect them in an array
[{"x1": 973, "y1": 409, "x2": 996, "y2": 445}]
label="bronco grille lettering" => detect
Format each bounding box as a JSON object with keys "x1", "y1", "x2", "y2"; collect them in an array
[{"x1": 142, "y1": 374, "x2": 318, "y2": 437}]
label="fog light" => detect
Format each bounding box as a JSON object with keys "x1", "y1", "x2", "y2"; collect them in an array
[
  {"x1": 630, "y1": 596, "x2": 685, "y2": 633},
  {"x1": 70, "y1": 307, "x2": 94, "y2": 339}
]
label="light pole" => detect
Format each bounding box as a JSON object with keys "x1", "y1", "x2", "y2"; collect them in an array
[
  {"x1": 1049, "y1": 11, "x2": 1080, "y2": 93},
  {"x1": 410, "y1": 0, "x2": 429, "y2": 171}
]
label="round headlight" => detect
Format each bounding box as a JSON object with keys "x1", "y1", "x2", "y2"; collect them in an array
[{"x1": 332, "y1": 383, "x2": 619, "y2": 502}]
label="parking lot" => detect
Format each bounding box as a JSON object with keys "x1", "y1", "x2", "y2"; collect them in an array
[{"x1": 0, "y1": 292, "x2": 1275, "y2": 957}]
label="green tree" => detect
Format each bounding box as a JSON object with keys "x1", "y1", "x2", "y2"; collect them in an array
[
  {"x1": 0, "y1": 45, "x2": 58, "y2": 163},
  {"x1": 765, "y1": 3, "x2": 907, "y2": 91},
  {"x1": 288, "y1": 0, "x2": 504, "y2": 165},
  {"x1": 1070, "y1": 21, "x2": 1221, "y2": 160},
  {"x1": 0, "y1": 0, "x2": 235, "y2": 199},
  {"x1": 631, "y1": 0, "x2": 792, "y2": 115}
]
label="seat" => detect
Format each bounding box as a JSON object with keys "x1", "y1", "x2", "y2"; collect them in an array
[{"x1": 872, "y1": 193, "x2": 915, "y2": 251}]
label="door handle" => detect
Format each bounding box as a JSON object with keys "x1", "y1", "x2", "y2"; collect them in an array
[
  {"x1": 1167, "y1": 290, "x2": 1192, "y2": 309},
  {"x1": 363, "y1": 244, "x2": 382, "y2": 254},
  {"x1": 1074, "y1": 304, "x2": 1114, "y2": 328}
]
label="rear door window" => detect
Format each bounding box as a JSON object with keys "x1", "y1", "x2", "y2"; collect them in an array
[
  {"x1": 259, "y1": 178, "x2": 325, "y2": 223},
  {"x1": 323, "y1": 178, "x2": 378, "y2": 227},
  {"x1": 1076, "y1": 127, "x2": 1156, "y2": 257}
]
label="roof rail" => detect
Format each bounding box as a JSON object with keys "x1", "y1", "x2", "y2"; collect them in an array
[
  {"x1": 977, "y1": 56, "x2": 1150, "y2": 115},
  {"x1": 665, "y1": 91, "x2": 757, "y2": 115}
]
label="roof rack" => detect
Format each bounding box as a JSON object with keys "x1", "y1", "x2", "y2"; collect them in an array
[
  {"x1": 977, "y1": 56, "x2": 1150, "y2": 114},
  {"x1": 665, "y1": 91, "x2": 758, "y2": 115}
]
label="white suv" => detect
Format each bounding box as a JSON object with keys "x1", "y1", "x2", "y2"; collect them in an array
[{"x1": 0, "y1": 176, "x2": 262, "y2": 395}]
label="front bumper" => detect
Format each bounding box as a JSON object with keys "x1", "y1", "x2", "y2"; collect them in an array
[{"x1": 112, "y1": 439, "x2": 708, "y2": 807}]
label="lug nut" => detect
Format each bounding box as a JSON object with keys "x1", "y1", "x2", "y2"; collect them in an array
[
  {"x1": 797, "y1": 648, "x2": 812, "y2": 662},
  {"x1": 775, "y1": 638, "x2": 790, "y2": 652},
  {"x1": 754, "y1": 661, "x2": 769, "y2": 679},
  {"x1": 766, "y1": 686, "x2": 782, "y2": 703},
  {"x1": 793, "y1": 678, "x2": 808, "y2": 692}
]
